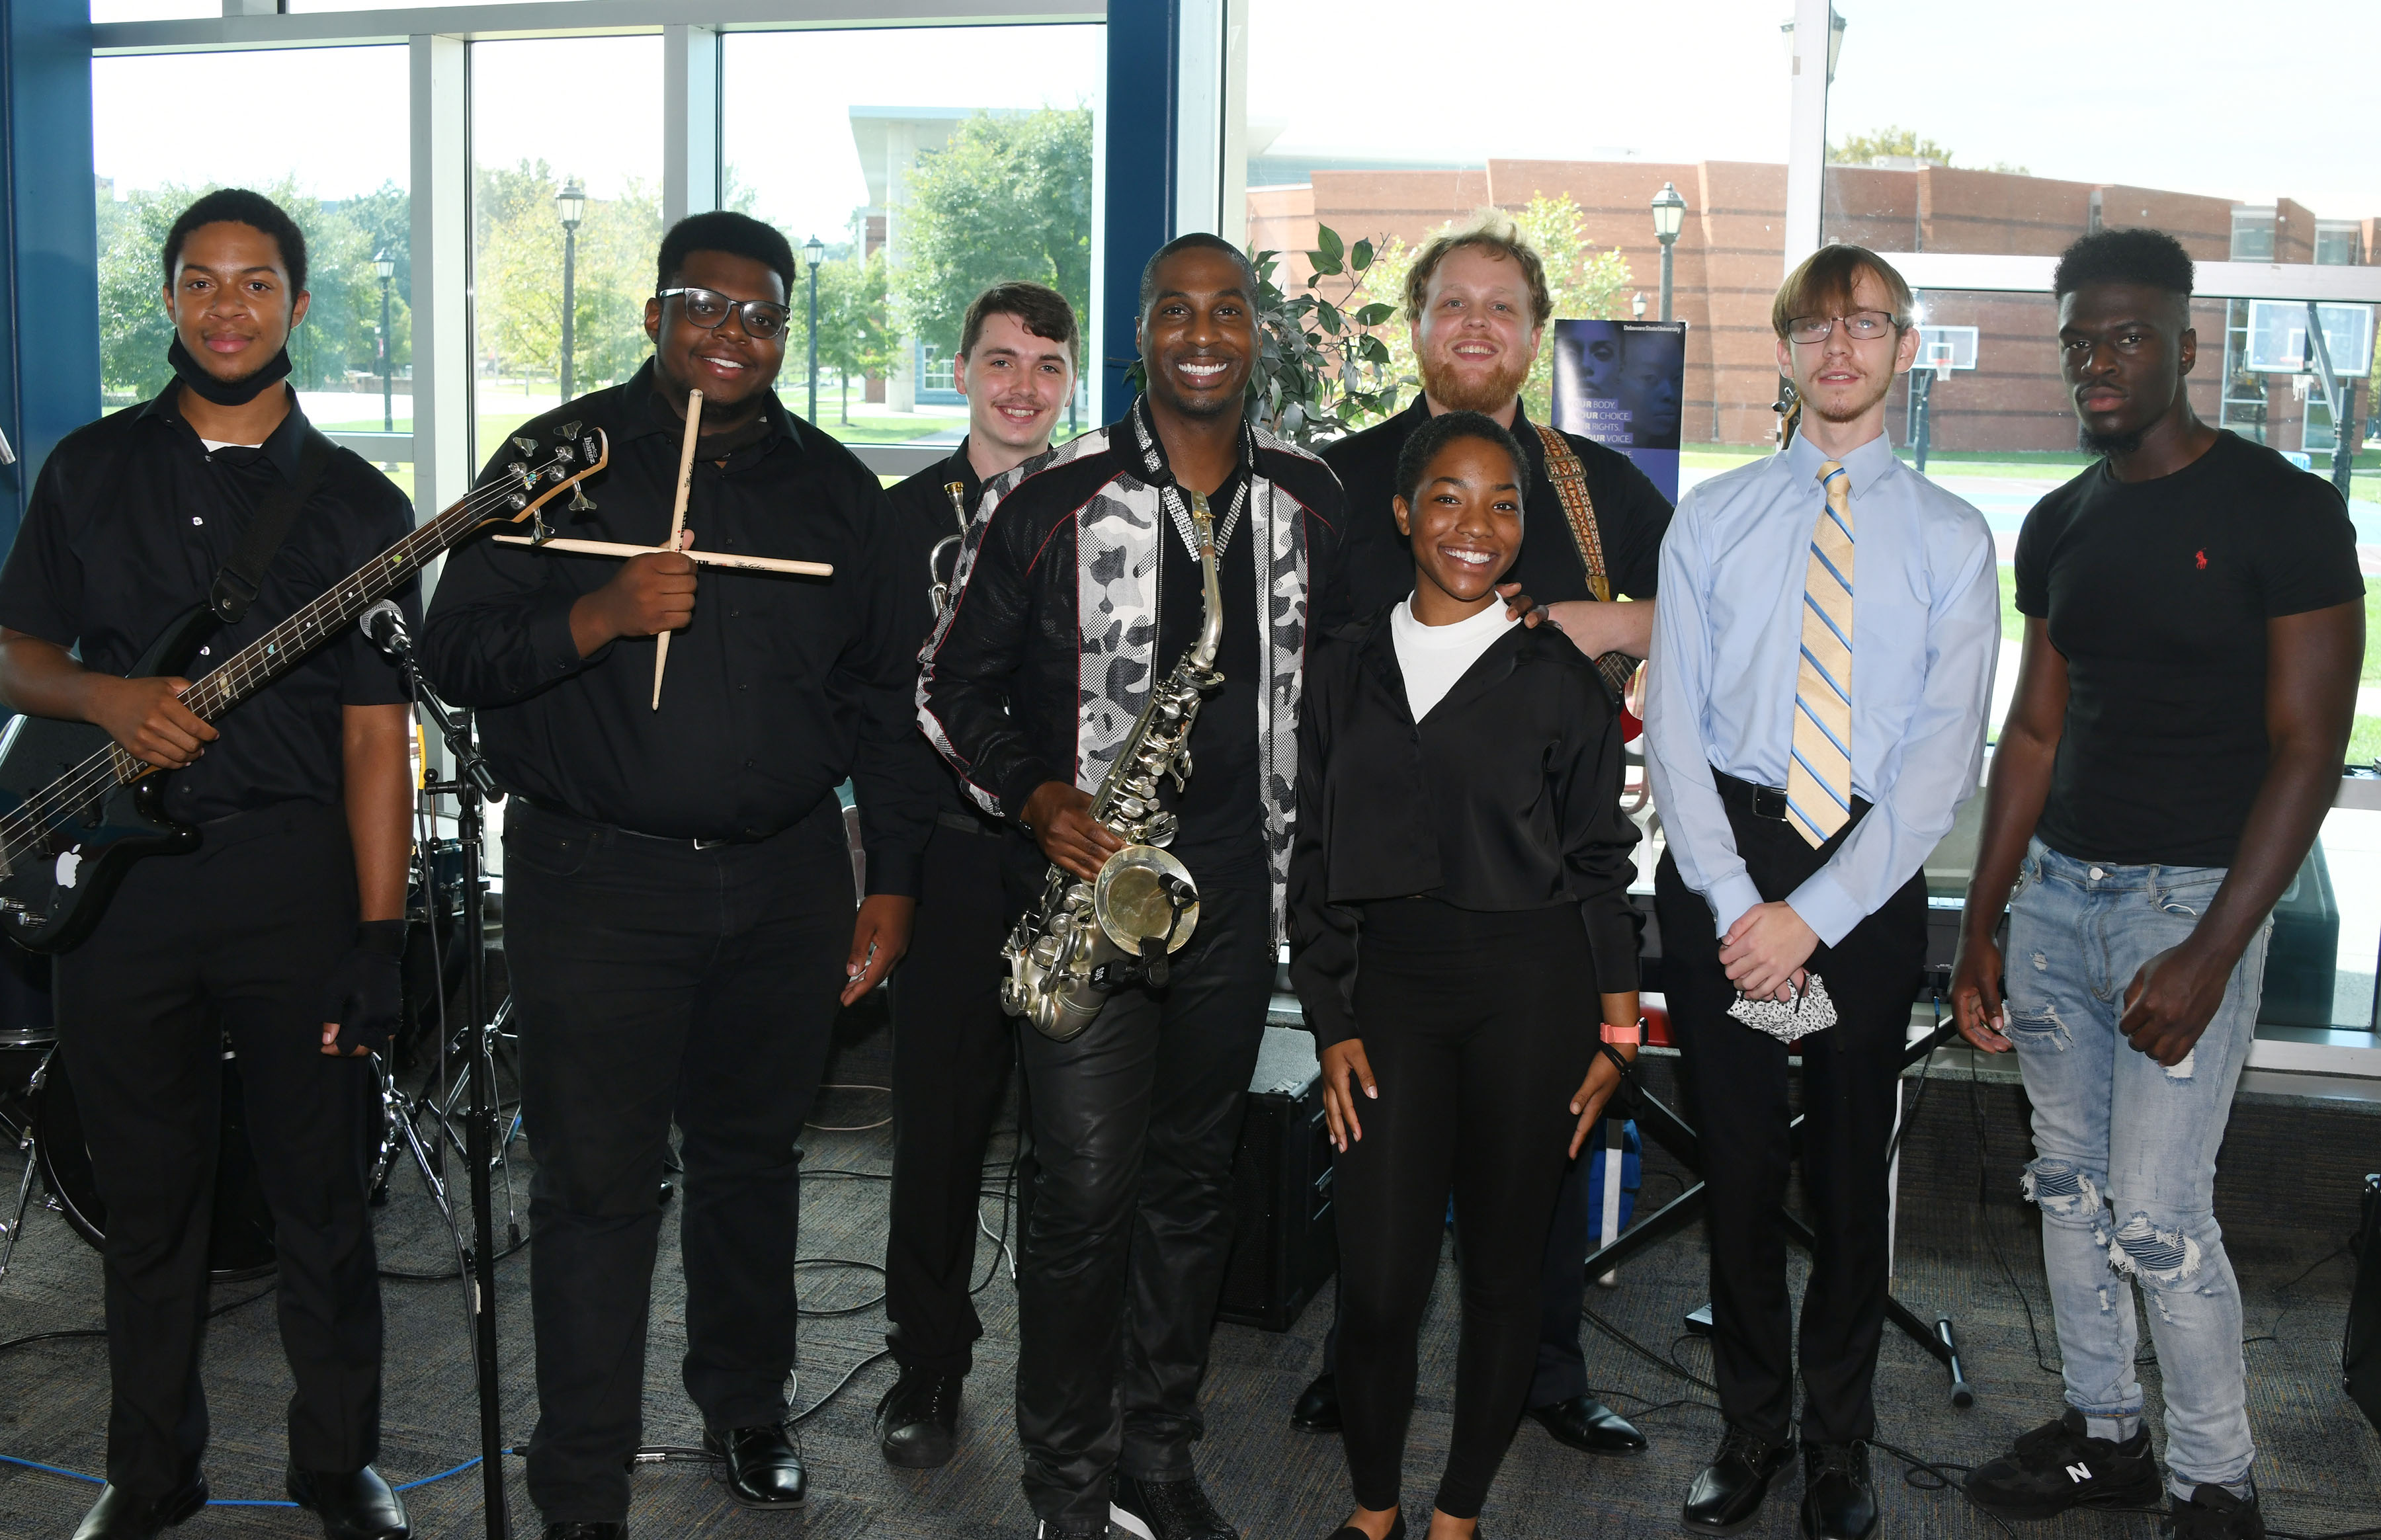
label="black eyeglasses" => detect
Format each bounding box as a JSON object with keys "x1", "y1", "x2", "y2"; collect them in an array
[
  {"x1": 1786, "y1": 311, "x2": 1903, "y2": 344},
  {"x1": 655, "y1": 286, "x2": 792, "y2": 341}
]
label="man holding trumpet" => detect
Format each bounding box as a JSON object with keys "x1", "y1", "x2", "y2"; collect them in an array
[{"x1": 422, "y1": 211, "x2": 939, "y2": 1540}]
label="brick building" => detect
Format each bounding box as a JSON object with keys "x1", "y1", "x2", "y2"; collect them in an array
[{"x1": 1246, "y1": 160, "x2": 2377, "y2": 453}]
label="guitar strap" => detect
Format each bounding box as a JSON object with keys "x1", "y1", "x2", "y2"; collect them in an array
[
  {"x1": 208, "y1": 427, "x2": 336, "y2": 626},
  {"x1": 1532, "y1": 423, "x2": 1640, "y2": 700}
]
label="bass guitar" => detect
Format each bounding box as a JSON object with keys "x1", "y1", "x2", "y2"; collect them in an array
[{"x1": 0, "y1": 423, "x2": 610, "y2": 953}]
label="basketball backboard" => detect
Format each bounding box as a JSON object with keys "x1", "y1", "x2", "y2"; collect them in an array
[
  {"x1": 1915, "y1": 324, "x2": 1978, "y2": 371},
  {"x1": 2245, "y1": 300, "x2": 2375, "y2": 376}
]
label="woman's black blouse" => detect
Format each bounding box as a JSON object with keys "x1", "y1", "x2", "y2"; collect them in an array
[{"x1": 1287, "y1": 608, "x2": 1640, "y2": 1047}]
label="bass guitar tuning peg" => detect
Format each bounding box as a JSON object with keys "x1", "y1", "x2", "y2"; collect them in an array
[
  {"x1": 513, "y1": 436, "x2": 538, "y2": 456},
  {"x1": 528, "y1": 510, "x2": 556, "y2": 544},
  {"x1": 557, "y1": 421, "x2": 582, "y2": 440},
  {"x1": 567, "y1": 483, "x2": 597, "y2": 512}
]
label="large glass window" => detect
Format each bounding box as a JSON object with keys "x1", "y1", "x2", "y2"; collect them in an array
[
  {"x1": 720, "y1": 24, "x2": 1103, "y2": 447},
  {"x1": 92, "y1": 46, "x2": 414, "y2": 495},
  {"x1": 469, "y1": 35, "x2": 663, "y2": 470},
  {"x1": 1821, "y1": 3, "x2": 2376, "y2": 463},
  {"x1": 1245, "y1": 0, "x2": 1792, "y2": 446}
]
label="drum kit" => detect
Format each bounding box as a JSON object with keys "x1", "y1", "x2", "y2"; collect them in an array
[{"x1": 0, "y1": 837, "x2": 519, "y2": 1286}]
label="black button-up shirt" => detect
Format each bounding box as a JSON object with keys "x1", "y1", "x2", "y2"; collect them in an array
[
  {"x1": 0, "y1": 385, "x2": 417, "y2": 822},
  {"x1": 1326, "y1": 399, "x2": 1673, "y2": 616},
  {"x1": 421, "y1": 361, "x2": 937, "y2": 895}
]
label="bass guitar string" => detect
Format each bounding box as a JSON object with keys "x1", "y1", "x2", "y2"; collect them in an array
[{"x1": 0, "y1": 448, "x2": 592, "y2": 873}]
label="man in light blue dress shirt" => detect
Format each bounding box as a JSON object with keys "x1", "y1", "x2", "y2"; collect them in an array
[{"x1": 1644, "y1": 245, "x2": 1999, "y2": 1540}]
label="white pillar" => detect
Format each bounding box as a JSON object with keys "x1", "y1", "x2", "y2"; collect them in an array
[
  {"x1": 663, "y1": 24, "x2": 722, "y2": 229},
  {"x1": 1173, "y1": 0, "x2": 1226, "y2": 239},
  {"x1": 1782, "y1": 0, "x2": 1832, "y2": 270},
  {"x1": 409, "y1": 33, "x2": 469, "y2": 531}
]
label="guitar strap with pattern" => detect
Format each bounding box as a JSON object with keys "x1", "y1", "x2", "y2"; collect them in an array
[{"x1": 1532, "y1": 423, "x2": 1640, "y2": 700}]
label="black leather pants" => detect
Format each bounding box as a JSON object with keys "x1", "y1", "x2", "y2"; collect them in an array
[{"x1": 1013, "y1": 873, "x2": 1273, "y2": 1531}]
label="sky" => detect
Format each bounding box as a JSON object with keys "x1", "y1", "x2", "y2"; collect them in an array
[
  {"x1": 90, "y1": 24, "x2": 1106, "y2": 238},
  {"x1": 1247, "y1": 0, "x2": 2375, "y2": 220},
  {"x1": 89, "y1": 3, "x2": 2375, "y2": 233}
]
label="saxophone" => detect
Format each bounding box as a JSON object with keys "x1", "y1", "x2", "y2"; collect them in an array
[{"x1": 1001, "y1": 490, "x2": 1226, "y2": 1040}]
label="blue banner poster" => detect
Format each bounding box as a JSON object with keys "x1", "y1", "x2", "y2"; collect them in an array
[{"x1": 1550, "y1": 319, "x2": 1685, "y2": 504}]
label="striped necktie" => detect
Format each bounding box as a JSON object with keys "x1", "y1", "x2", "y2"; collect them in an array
[{"x1": 1786, "y1": 461, "x2": 1855, "y2": 848}]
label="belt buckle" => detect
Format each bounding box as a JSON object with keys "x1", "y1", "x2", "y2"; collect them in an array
[
  {"x1": 691, "y1": 836, "x2": 728, "y2": 852},
  {"x1": 1753, "y1": 785, "x2": 1790, "y2": 821}
]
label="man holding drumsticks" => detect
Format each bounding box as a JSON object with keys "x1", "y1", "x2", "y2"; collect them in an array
[{"x1": 422, "y1": 211, "x2": 939, "y2": 1540}]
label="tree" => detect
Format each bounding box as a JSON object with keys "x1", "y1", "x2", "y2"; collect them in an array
[
  {"x1": 1829, "y1": 125, "x2": 2028, "y2": 175},
  {"x1": 472, "y1": 160, "x2": 662, "y2": 395},
  {"x1": 893, "y1": 107, "x2": 1093, "y2": 361},
  {"x1": 806, "y1": 248, "x2": 898, "y2": 425}
]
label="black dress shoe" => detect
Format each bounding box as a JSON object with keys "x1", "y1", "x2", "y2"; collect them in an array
[
  {"x1": 1323, "y1": 1515, "x2": 1407, "y2": 1540},
  {"x1": 1289, "y1": 1371, "x2": 1341, "y2": 1432},
  {"x1": 1799, "y1": 1441, "x2": 1878, "y2": 1540},
  {"x1": 703, "y1": 1424, "x2": 807, "y2": 1508},
  {"x1": 286, "y1": 1465, "x2": 411, "y2": 1539},
  {"x1": 1112, "y1": 1471, "x2": 1237, "y2": 1540},
  {"x1": 72, "y1": 1479, "x2": 208, "y2": 1540},
  {"x1": 876, "y1": 1365, "x2": 963, "y2": 1469},
  {"x1": 1527, "y1": 1395, "x2": 1650, "y2": 1456},
  {"x1": 541, "y1": 1525, "x2": 627, "y2": 1539},
  {"x1": 1683, "y1": 1425, "x2": 1795, "y2": 1535}
]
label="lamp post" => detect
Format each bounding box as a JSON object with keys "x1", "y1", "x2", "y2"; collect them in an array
[
  {"x1": 555, "y1": 181, "x2": 585, "y2": 405},
  {"x1": 1651, "y1": 181, "x2": 1687, "y2": 323},
  {"x1": 373, "y1": 249, "x2": 395, "y2": 433},
  {"x1": 804, "y1": 235, "x2": 825, "y2": 424},
  {"x1": 1632, "y1": 291, "x2": 1647, "y2": 321}
]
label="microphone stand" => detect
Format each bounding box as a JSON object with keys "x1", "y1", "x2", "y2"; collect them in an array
[{"x1": 376, "y1": 616, "x2": 511, "y2": 1540}]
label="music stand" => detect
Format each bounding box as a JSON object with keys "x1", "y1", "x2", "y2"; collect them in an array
[{"x1": 1582, "y1": 1007, "x2": 1974, "y2": 1406}]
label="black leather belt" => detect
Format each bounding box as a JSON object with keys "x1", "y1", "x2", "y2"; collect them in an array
[
  {"x1": 1712, "y1": 769, "x2": 1792, "y2": 822},
  {"x1": 513, "y1": 794, "x2": 764, "y2": 850}
]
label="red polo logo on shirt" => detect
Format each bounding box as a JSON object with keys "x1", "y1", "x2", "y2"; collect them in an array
[{"x1": 2195, "y1": 549, "x2": 2207, "y2": 569}]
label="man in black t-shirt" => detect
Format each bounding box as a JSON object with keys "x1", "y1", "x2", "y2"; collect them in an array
[
  {"x1": 918, "y1": 235, "x2": 1347, "y2": 1540},
  {"x1": 1951, "y1": 229, "x2": 2362, "y2": 1540},
  {"x1": 876, "y1": 282, "x2": 1079, "y2": 1470},
  {"x1": 0, "y1": 191, "x2": 415, "y2": 1540},
  {"x1": 1290, "y1": 216, "x2": 1666, "y2": 1462}
]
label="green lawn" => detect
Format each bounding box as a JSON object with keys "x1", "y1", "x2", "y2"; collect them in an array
[{"x1": 2351, "y1": 714, "x2": 2381, "y2": 770}]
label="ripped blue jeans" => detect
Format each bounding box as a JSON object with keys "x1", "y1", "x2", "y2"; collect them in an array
[{"x1": 2003, "y1": 838, "x2": 2268, "y2": 1491}]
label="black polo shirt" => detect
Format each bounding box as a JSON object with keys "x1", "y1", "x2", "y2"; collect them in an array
[
  {"x1": 420, "y1": 360, "x2": 939, "y2": 896},
  {"x1": 0, "y1": 385, "x2": 417, "y2": 823},
  {"x1": 889, "y1": 439, "x2": 996, "y2": 831},
  {"x1": 1325, "y1": 398, "x2": 1672, "y2": 617}
]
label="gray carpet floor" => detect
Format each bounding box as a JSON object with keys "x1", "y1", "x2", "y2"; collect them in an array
[{"x1": 1, "y1": 1026, "x2": 2376, "y2": 1540}]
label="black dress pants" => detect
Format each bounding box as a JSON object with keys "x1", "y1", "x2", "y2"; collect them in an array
[
  {"x1": 503, "y1": 799, "x2": 851, "y2": 1525},
  {"x1": 54, "y1": 801, "x2": 382, "y2": 1499},
  {"x1": 1318, "y1": 1137, "x2": 1609, "y2": 1408},
  {"x1": 1014, "y1": 871, "x2": 1273, "y2": 1532},
  {"x1": 884, "y1": 816, "x2": 1017, "y2": 1376},
  {"x1": 1652, "y1": 774, "x2": 1923, "y2": 1448},
  {"x1": 1334, "y1": 901, "x2": 1595, "y2": 1520}
]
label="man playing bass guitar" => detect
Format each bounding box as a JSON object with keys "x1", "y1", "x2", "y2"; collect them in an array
[{"x1": 0, "y1": 190, "x2": 416, "y2": 1540}]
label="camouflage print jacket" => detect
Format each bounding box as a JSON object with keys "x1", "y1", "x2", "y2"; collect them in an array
[{"x1": 916, "y1": 393, "x2": 1349, "y2": 941}]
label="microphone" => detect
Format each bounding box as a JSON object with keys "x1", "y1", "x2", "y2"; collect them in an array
[{"x1": 360, "y1": 599, "x2": 411, "y2": 658}]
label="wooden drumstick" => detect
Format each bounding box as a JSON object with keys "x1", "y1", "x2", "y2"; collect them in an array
[
  {"x1": 491, "y1": 534, "x2": 833, "y2": 577},
  {"x1": 652, "y1": 387, "x2": 704, "y2": 709}
]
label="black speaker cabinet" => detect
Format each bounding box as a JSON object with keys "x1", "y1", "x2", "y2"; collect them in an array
[{"x1": 1217, "y1": 1022, "x2": 1337, "y2": 1332}]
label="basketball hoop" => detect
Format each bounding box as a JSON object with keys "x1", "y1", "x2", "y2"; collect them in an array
[{"x1": 1927, "y1": 342, "x2": 1956, "y2": 385}]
